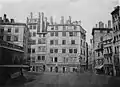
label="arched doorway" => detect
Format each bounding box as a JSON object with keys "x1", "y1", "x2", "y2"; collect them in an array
[
  {"x1": 55, "y1": 66, "x2": 58, "y2": 73},
  {"x1": 63, "y1": 67, "x2": 65, "y2": 73}
]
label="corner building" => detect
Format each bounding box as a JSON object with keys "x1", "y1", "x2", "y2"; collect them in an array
[{"x1": 46, "y1": 17, "x2": 86, "y2": 73}]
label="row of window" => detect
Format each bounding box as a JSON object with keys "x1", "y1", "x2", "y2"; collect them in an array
[
  {"x1": 114, "y1": 34, "x2": 120, "y2": 42},
  {"x1": 29, "y1": 25, "x2": 37, "y2": 30},
  {"x1": 50, "y1": 25, "x2": 77, "y2": 30},
  {"x1": 50, "y1": 48, "x2": 77, "y2": 53},
  {"x1": 50, "y1": 40, "x2": 76, "y2": 45},
  {"x1": 28, "y1": 38, "x2": 46, "y2": 45},
  {"x1": 50, "y1": 32, "x2": 78, "y2": 37},
  {"x1": 0, "y1": 28, "x2": 19, "y2": 33},
  {"x1": 0, "y1": 35, "x2": 19, "y2": 41}
]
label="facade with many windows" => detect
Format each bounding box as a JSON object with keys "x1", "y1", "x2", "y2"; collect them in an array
[
  {"x1": 111, "y1": 6, "x2": 120, "y2": 76},
  {"x1": 46, "y1": 17, "x2": 86, "y2": 73},
  {"x1": 27, "y1": 12, "x2": 48, "y2": 72},
  {"x1": 0, "y1": 14, "x2": 28, "y2": 63}
]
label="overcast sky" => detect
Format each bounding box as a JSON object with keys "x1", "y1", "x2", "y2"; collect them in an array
[{"x1": 0, "y1": 0, "x2": 119, "y2": 44}]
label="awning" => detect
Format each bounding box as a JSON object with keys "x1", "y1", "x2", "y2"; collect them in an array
[{"x1": 95, "y1": 65, "x2": 104, "y2": 69}]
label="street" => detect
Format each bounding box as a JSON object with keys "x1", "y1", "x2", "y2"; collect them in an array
[{"x1": 2, "y1": 71, "x2": 120, "y2": 87}]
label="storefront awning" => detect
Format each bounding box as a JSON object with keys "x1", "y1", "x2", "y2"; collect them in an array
[{"x1": 95, "y1": 65, "x2": 104, "y2": 69}]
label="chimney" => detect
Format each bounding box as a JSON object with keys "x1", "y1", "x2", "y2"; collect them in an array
[
  {"x1": 3, "y1": 14, "x2": 7, "y2": 22},
  {"x1": 30, "y1": 12, "x2": 33, "y2": 19},
  {"x1": 41, "y1": 12, "x2": 44, "y2": 32},
  {"x1": 78, "y1": 21, "x2": 81, "y2": 25},
  {"x1": 95, "y1": 24, "x2": 97, "y2": 28},
  {"x1": 69, "y1": 16, "x2": 71, "y2": 24},
  {"x1": 99, "y1": 21, "x2": 103, "y2": 28},
  {"x1": 0, "y1": 17, "x2": 2, "y2": 23},
  {"x1": 11, "y1": 19, "x2": 14, "y2": 23},
  {"x1": 37, "y1": 12, "x2": 41, "y2": 32},
  {"x1": 60, "y1": 16, "x2": 64, "y2": 24},
  {"x1": 105, "y1": 24, "x2": 107, "y2": 28},
  {"x1": 50, "y1": 16, "x2": 53, "y2": 24},
  {"x1": 44, "y1": 17, "x2": 47, "y2": 32},
  {"x1": 108, "y1": 20, "x2": 111, "y2": 28},
  {"x1": 102, "y1": 23, "x2": 104, "y2": 28}
]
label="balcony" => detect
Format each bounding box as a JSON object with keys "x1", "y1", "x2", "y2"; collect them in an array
[{"x1": 0, "y1": 39, "x2": 24, "y2": 51}]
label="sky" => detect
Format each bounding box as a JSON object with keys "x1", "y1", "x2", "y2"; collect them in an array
[{"x1": 0, "y1": 0, "x2": 119, "y2": 44}]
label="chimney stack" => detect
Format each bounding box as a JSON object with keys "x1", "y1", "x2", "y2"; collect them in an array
[
  {"x1": 0, "y1": 17, "x2": 2, "y2": 23},
  {"x1": 50, "y1": 16, "x2": 53, "y2": 24},
  {"x1": 105, "y1": 24, "x2": 107, "y2": 28},
  {"x1": 11, "y1": 19, "x2": 14, "y2": 23},
  {"x1": 60, "y1": 16, "x2": 64, "y2": 24},
  {"x1": 108, "y1": 20, "x2": 111, "y2": 28},
  {"x1": 30, "y1": 12, "x2": 33, "y2": 19},
  {"x1": 69, "y1": 16, "x2": 71, "y2": 24},
  {"x1": 99, "y1": 21, "x2": 104, "y2": 28},
  {"x1": 95, "y1": 24, "x2": 97, "y2": 28},
  {"x1": 3, "y1": 14, "x2": 7, "y2": 22},
  {"x1": 44, "y1": 17, "x2": 47, "y2": 32}
]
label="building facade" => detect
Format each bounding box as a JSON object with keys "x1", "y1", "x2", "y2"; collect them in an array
[
  {"x1": 102, "y1": 32, "x2": 113, "y2": 75},
  {"x1": 92, "y1": 21, "x2": 112, "y2": 71},
  {"x1": 27, "y1": 12, "x2": 48, "y2": 72},
  {"x1": 0, "y1": 14, "x2": 28, "y2": 64},
  {"x1": 111, "y1": 6, "x2": 120, "y2": 76},
  {"x1": 46, "y1": 16, "x2": 87, "y2": 73}
]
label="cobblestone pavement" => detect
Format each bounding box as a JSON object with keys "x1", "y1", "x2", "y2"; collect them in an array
[{"x1": 1, "y1": 72, "x2": 120, "y2": 87}]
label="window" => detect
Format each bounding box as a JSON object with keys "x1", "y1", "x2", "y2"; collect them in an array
[
  {"x1": 14, "y1": 36, "x2": 18, "y2": 41},
  {"x1": 74, "y1": 32, "x2": 77, "y2": 36},
  {"x1": 15, "y1": 28, "x2": 19, "y2": 33},
  {"x1": 50, "y1": 49, "x2": 53, "y2": 53},
  {"x1": 43, "y1": 34, "x2": 46, "y2": 37},
  {"x1": 0, "y1": 36, "x2": 3, "y2": 40},
  {"x1": 50, "y1": 57, "x2": 53, "y2": 62},
  {"x1": 31, "y1": 40, "x2": 36, "y2": 45},
  {"x1": 74, "y1": 49, "x2": 77, "y2": 53},
  {"x1": 55, "y1": 40, "x2": 58, "y2": 45},
  {"x1": 0, "y1": 28, "x2": 4, "y2": 33},
  {"x1": 8, "y1": 28, "x2": 11, "y2": 32},
  {"x1": 33, "y1": 32, "x2": 36, "y2": 37},
  {"x1": 54, "y1": 49, "x2": 58, "y2": 53},
  {"x1": 55, "y1": 32, "x2": 58, "y2": 36},
  {"x1": 38, "y1": 39, "x2": 46, "y2": 44},
  {"x1": 74, "y1": 26, "x2": 77, "y2": 30},
  {"x1": 42, "y1": 56, "x2": 45, "y2": 60},
  {"x1": 55, "y1": 26, "x2": 58, "y2": 30},
  {"x1": 38, "y1": 46, "x2": 46, "y2": 52},
  {"x1": 100, "y1": 36, "x2": 103, "y2": 41},
  {"x1": 69, "y1": 32, "x2": 73, "y2": 36},
  {"x1": 50, "y1": 40, "x2": 54, "y2": 45},
  {"x1": 29, "y1": 25, "x2": 32, "y2": 29},
  {"x1": 63, "y1": 26, "x2": 66, "y2": 30},
  {"x1": 32, "y1": 48, "x2": 35, "y2": 53},
  {"x1": 71, "y1": 40, "x2": 75, "y2": 44},
  {"x1": 6, "y1": 36, "x2": 11, "y2": 41},
  {"x1": 69, "y1": 49, "x2": 73, "y2": 53},
  {"x1": 62, "y1": 32, "x2": 66, "y2": 36},
  {"x1": 54, "y1": 57, "x2": 57, "y2": 62},
  {"x1": 51, "y1": 27, "x2": 54, "y2": 30},
  {"x1": 33, "y1": 25, "x2": 36, "y2": 29},
  {"x1": 38, "y1": 56, "x2": 41, "y2": 60},
  {"x1": 62, "y1": 49, "x2": 66, "y2": 53},
  {"x1": 28, "y1": 48, "x2": 31, "y2": 53},
  {"x1": 50, "y1": 32, "x2": 54, "y2": 36},
  {"x1": 62, "y1": 40, "x2": 66, "y2": 45}
]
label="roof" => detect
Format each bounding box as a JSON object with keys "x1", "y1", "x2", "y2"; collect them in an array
[
  {"x1": 111, "y1": 6, "x2": 120, "y2": 15},
  {"x1": 92, "y1": 28, "x2": 112, "y2": 35}
]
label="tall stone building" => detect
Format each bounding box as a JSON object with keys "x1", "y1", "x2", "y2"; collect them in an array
[
  {"x1": 46, "y1": 16, "x2": 87, "y2": 73},
  {"x1": 27, "y1": 12, "x2": 48, "y2": 72},
  {"x1": 111, "y1": 6, "x2": 120, "y2": 76},
  {"x1": 92, "y1": 21, "x2": 112, "y2": 71},
  {"x1": 0, "y1": 14, "x2": 28, "y2": 63}
]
